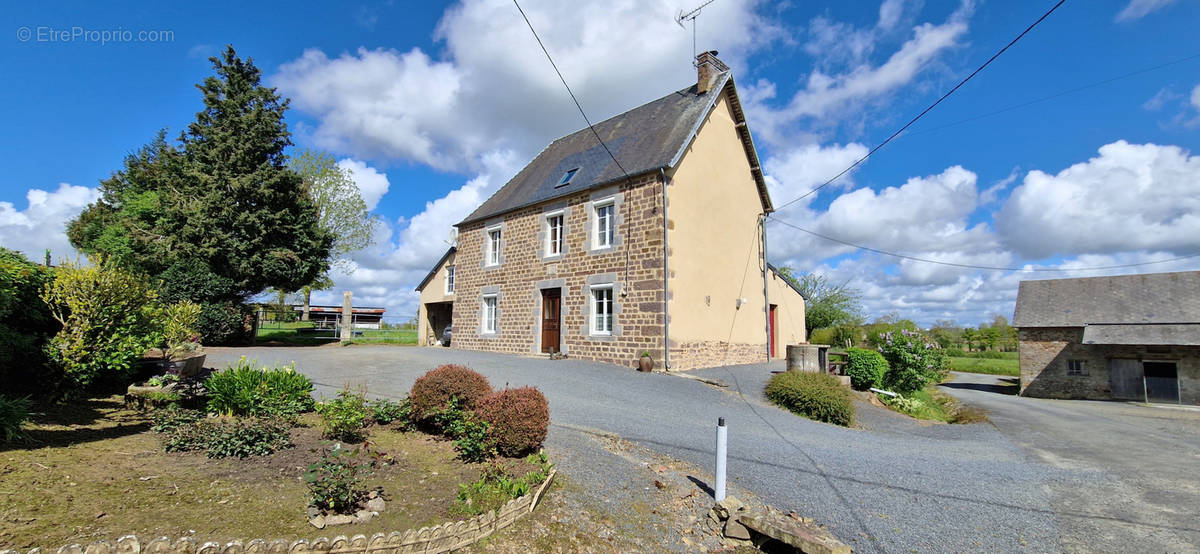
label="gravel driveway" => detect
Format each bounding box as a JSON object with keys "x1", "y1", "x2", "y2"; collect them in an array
[{"x1": 205, "y1": 346, "x2": 1200, "y2": 553}]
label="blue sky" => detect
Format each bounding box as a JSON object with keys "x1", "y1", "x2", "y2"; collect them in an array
[{"x1": 2, "y1": 0, "x2": 1198, "y2": 326}]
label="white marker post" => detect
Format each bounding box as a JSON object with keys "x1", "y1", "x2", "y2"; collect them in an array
[{"x1": 715, "y1": 417, "x2": 727, "y2": 502}]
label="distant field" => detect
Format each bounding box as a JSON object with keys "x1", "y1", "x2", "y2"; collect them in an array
[
  {"x1": 255, "y1": 325, "x2": 417, "y2": 346},
  {"x1": 947, "y1": 356, "x2": 1019, "y2": 376}
]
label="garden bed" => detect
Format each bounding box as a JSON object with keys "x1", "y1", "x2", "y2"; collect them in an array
[{"x1": 0, "y1": 396, "x2": 532, "y2": 550}]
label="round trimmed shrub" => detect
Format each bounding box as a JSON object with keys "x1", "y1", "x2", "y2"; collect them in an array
[
  {"x1": 844, "y1": 348, "x2": 888, "y2": 391},
  {"x1": 409, "y1": 365, "x2": 493, "y2": 421},
  {"x1": 765, "y1": 371, "x2": 854, "y2": 427},
  {"x1": 474, "y1": 387, "x2": 549, "y2": 457}
]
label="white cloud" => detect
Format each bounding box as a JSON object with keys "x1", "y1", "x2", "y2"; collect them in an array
[
  {"x1": 274, "y1": 0, "x2": 779, "y2": 171},
  {"x1": 0, "y1": 183, "x2": 98, "y2": 263},
  {"x1": 1115, "y1": 0, "x2": 1178, "y2": 22},
  {"x1": 336, "y1": 158, "x2": 389, "y2": 211},
  {"x1": 997, "y1": 141, "x2": 1200, "y2": 259},
  {"x1": 747, "y1": 1, "x2": 973, "y2": 146}
]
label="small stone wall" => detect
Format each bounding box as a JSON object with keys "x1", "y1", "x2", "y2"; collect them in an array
[
  {"x1": 669, "y1": 340, "x2": 767, "y2": 371},
  {"x1": 2, "y1": 471, "x2": 554, "y2": 554}
]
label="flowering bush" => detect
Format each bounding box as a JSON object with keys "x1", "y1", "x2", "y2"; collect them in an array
[{"x1": 877, "y1": 330, "x2": 947, "y2": 394}]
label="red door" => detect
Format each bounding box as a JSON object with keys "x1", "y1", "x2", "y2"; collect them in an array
[
  {"x1": 769, "y1": 304, "x2": 778, "y2": 358},
  {"x1": 541, "y1": 289, "x2": 561, "y2": 353}
]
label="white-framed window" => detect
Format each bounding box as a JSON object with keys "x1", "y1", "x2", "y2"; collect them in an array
[
  {"x1": 485, "y1": 227, "x2": 502, "y2": 266},
  {"x1": 546, "y1": 213, "x2": 564, "y2": 256},
  {"x1": 1067, "y1": 359, "x2": 1086, "y2": 376},
  {"x1": 591, "y1": 285, "x2": 613, "y2": 335},
  {"x1": 444, "y1": 265, "x2": 455, "y2": 294},
  {"x1": 482, "y1": 295, "x2": 498, "y2": 334},
  {"x1": 594, "y1": 200, "x2": 614, "y2": 248}
]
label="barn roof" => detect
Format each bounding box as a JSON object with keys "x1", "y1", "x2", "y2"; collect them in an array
[{"x1": 1013, "y1": 271, "x2": 1200, "y2": 328}]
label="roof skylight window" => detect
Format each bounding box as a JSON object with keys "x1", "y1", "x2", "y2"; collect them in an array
[{"x1": 557, "y1": 167, "x2": 579, "y2": 186}]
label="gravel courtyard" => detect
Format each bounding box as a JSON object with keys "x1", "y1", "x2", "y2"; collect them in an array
[{"x1": 206, "y1": 346, "x2": 1200, "y2": 553}]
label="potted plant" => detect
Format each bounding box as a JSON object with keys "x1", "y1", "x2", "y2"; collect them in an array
[
  {"x1": 163, "y1": 301, "x2": 206, "y2": 377},
  {"x1": 638, "y1": 351, "x2": 654, "y2": 372}
]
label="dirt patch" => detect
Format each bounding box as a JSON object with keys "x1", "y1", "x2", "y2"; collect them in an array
[{"x1": 0, "y1": 397, "x2": 505, "y2": 550}]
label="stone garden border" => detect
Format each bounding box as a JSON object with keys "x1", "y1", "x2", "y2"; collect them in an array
[{"x1": 1, "y1": 470, "x2": 555, "y2": 554}]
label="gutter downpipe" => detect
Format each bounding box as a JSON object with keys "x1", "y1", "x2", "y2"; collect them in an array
[
  {"x1": 661, "y1": 168, "x2": 671, "y2": 371},
  {"x1": 761, "y1": 213, "x2": 771, "y2": 362}
]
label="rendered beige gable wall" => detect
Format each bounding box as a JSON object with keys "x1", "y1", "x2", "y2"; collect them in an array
[
  {"x1": 666, "y1": 92, "x2": 782, "y2": 364},
  {"x1": 417, "y1": 250, "x2": 455, "y2": 345}
]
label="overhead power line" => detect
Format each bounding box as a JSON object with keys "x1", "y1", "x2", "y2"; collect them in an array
[
  {"x1": 904, "y1": 51, "x2": 1200, "y2": 139},
  {"x1": 511, "y1": 0, "x2": 631, "y2": 178},
  {"x1": 773, "y1": 0, "x2": 1068, "y2": 212},
  {"x1": 767, "y1": 216, "x2": 1200, "y2": 272}
]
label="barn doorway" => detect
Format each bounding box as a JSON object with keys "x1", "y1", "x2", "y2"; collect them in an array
[{"x1": 1143, "y1": 361, "x2": 1180, "y2": 403}]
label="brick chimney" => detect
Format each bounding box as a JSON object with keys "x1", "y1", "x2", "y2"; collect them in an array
[{"x1": 696, "y1": 50, "x2": 729, "y2": 94}]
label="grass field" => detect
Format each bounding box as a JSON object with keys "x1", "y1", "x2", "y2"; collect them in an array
[
  {"x1": 947, "y1": 356, "x2": 1019, "y2": 376},
  {"x1": 255, "y1": 323, "x2": 417, "y2": 346}
]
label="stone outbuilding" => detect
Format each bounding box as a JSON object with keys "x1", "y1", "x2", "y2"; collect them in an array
[
  {"x1": 430, "y1": 52, "x2": 806, "y2": 370},
  {"x1": 1012, "y1": 270, "x2": 1200, "y2": 404}
]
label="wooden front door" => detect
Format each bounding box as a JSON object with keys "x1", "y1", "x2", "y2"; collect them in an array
[{"x1": 541, "y1": 289, "x2": 561, "y2": 354}]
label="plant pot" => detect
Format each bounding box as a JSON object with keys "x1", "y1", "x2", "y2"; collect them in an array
[
  {"x1": 169, "y1": 352, "x2": 207, "y2": 377},
  {"x1": 638, "y1": 355, "x2": 654, "y2": 372}
]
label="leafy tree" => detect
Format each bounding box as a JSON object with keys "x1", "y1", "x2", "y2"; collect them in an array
[
  {"x1": 961, "y1": 328, "x2": 978, "y2": 352},
  {"x1": 777, "y1": 268, "x2": 863, "y2": 335},
  {"x1": 0, "y1": 249, "x2": 58, "y2": 395},
  {"x1": 68, "y1": 46, "x2": 333, "y2": 341},
  {"x1": 288, "y1": 150, "x2": 378, "y2": 320},
  {"x1": 929, "y1": 319, "x2": 962, "y2": 349},
  {"x1": 42, "y1": 258, "x2": 163, "y2": 392}
]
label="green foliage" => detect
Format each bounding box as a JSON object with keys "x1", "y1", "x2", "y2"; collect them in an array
[
  {"x1": 0, "y1": 249, "x2": 58, "y2": 396},
  {"x1": 368, "y1": 397, "x2": 410, "y2": 426},
  {"x1": 204, "y1": 418, "x2": 292, "y2": 458},
  {"x1": 474, "y1": 387, "x2": 550, "y2": 458},
  {"x1": 777, "y1": 269, "x2": 864, "y2": 334},
  {"x1": 289, "y1": 149, "x2": 378, "y2": 273},
  {"x1": 452, "y1": 414, "x2": 496, "y2": 463},
  {"x1": 150, "y1": 406, "x2": 204, "y2": 433},
  {"x1": 203, "y1": 357, "x2": 314, "y2": 418},
  {"x1": 409, "y1": 365, "x2": 493, "y2": 424},
  {"x1": 0, "y1": 395, "x2": 32, "y2": 443},
  {"x1": 42, "y1": 258, "x2": 163, "y2": 392},
  {"x1": 304, "y1": 443, "x2": 374, "y2": 514},
  {"x1": 451, "y1": 459, "x2": 553, "y2": 516},
  {"x1": 844, "y1": 348, "x2": 888, "y2": 391},
  {"x1": 865, "y1": 317, "x2": 921, "y2": 348},
  {"x1": 196, "y1": 301, "x2": 250, "y2": 345},
  {"x1": 68, "y1": 47, "x2": 333, "y2": 311},
  {"x1": 878, "y1": 330, "x2": 948, "y2": 394},
  {"x1": 315, "y1": 389, "x2": 370, "y2": 442},
  {"x1": 162, "y1": 416, "x2": 292, "y2": 458},
  {"x1": 765, "y1": 371, "x2": 854, "y2": 427},
  {"x1": 163, "y1": 301, "x2": 202, "y2": 358}
]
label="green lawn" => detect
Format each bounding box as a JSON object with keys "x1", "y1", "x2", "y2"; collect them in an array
[
  {"x1": 947, "y1": 356, "x2": 1019, "y2": 376},
  {"x1": 254, "y1": 326, "x2": 417, "y2": 346}
]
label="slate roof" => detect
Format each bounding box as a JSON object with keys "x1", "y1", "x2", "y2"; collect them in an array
[
  {"x1": 415, "y1": 247, "x2": 455, "y2": 292},
  {"x1": 457, "y1": 72, "x2": 771, "y2": 226},
  {"x1": 1081, "y1": 323, "x2": 1200, "y2": 346},
  {"x1": 1012, "y1": 271, "x2": 1200, "y2": 328}
]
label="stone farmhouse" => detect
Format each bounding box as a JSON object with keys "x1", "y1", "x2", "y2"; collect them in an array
[
  {"x1": 1013, "y1": 270, "x2": 1200, "y2": 405},
  {"x1": 416, "y1": 52, "x2": 806, "y2": 371}
]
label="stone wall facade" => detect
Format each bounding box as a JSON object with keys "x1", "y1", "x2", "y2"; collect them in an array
[
  {"x1": 669, "y1": 341, "x2": 767, "y2": 372},
  {"x1": 1019, "y1": 327, "x2": 1200, "y2": 404},
  {"x1": 451, "y1": 173, "x2": 667, "y2": 369}
]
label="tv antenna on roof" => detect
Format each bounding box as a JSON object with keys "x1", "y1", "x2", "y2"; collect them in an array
[{"x1": 676, "y1": 0, "x2": 717, "y2": 66}]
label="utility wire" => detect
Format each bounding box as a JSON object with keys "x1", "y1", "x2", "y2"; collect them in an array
[
  {"x1": 512, "y1": 0, "x2": 631, "y2": 178},
  {"x1": 774, "y1": 0, "x2": 1068, "y2": 212},
  {"x1": 768, "y1": 216, "x2": 1200, "y2": 272},
  {"x1": 903, "y1": 51, "x2": 1200, "y2": 139}
]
